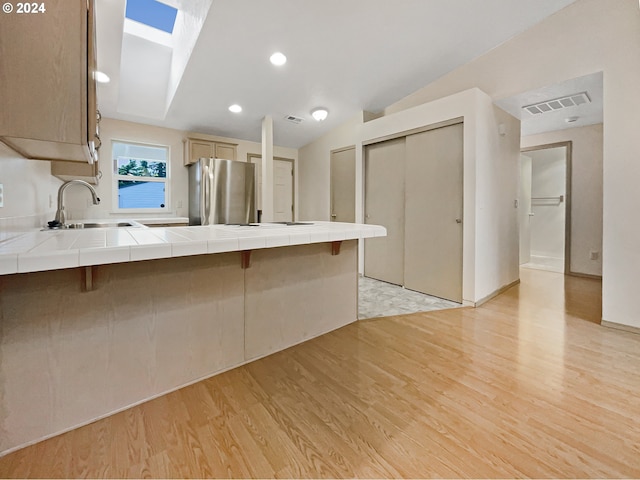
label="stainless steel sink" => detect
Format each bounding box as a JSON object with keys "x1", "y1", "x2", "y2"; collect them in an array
[
  {"x1": 43, "y1": 221, "x2": 142, "y2": 230},
  {"x1": 66, "y1": 222, "x2": 136, "y2": 229}
]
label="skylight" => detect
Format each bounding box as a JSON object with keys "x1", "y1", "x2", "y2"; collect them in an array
[{"x1": 125, "y1": 0, "x2": 178, "y2": 34}]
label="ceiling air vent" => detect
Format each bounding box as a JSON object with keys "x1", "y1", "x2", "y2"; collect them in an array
[
  {"x1": 523, "y1": 92, "x2": 591, "y2": 115},
  {"x1": 284, "y1": 115, "x2": 304, "y2": 124}
]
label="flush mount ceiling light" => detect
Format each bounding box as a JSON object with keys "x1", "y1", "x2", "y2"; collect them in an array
[
  {"x1": 228, "y1": 104, "x2": 242, "y2": 113},
  {"x1": 94, "y1": 71, "x2": 110, "y2": 84},
  {"x1": 269, "y1": 52, "x2": 287, "y2": 66},
  {"x1": 311, "y1": 108, "x2": 328, "y2": 121}
]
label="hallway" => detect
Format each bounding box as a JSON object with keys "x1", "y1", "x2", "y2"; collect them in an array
[{"x1": 2, "y1": 269, "x2": 638, "y2": 478}]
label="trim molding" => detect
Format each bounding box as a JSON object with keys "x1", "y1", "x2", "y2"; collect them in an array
[
  {"x1": 567, "y1": 271, "x2": 602, "y2": 280},
  {"x1": 521, "y1": 141, "x2": 574, "y2": 276},
  {"x1": 473, "y1": 279, "x2": 520, "y2": 307},
  {"x1": 330, "y1": 145, "x2": 355, "y2": 155},
  {"x1": 362, "y1": 117, "x2": 463, "y2": 146},
  {"x1": 601, "y1": 320, "x2": 640, "y2": 336}
]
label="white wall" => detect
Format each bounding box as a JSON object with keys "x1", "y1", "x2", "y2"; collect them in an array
[
  {"x1": 298, "y1": 114, "x2": 363, "y2": 221},
  {"x1": 64, "y1": 118, "x2": 188, "y2": 220},
  {"x1": 528, "y1": 147, "x2": 567, "y2": 268},
  {"x1": 473, "y1": 101, "x2": 521, "y2": 302},
  {"x1": 522, "y1": 124, "x2": 603, "y2": 276},
  {"x1": 63, "y1": 118, "x2": 298, "y2": 221},
  {"x1": 0, "y1": 142, "x2": 61, "y2": 229},
  {"x1": 380, "y1": 0, "x2": 640, "y2": 328}
]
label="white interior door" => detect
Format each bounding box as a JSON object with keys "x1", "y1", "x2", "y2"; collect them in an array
[
  {"x1": 330, "y1": 147, "x2": 356, "y2": 222},
  {"x1": 250, "y1": 156, "x2": 294, "y2": 222},
  {"x1": 404, "y1": 123, "x2": 463, "y2": 303},
  {"x1": 273, "y1": 159, "x2": 293, "y2": 222},
  {"x1": 519, "y1": 154, "x2": 532, "y2": 265},
  {"x1": 364, "y1": 138, "x2": 406, "y2": 286}
]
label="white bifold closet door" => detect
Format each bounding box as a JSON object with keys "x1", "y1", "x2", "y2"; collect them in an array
[
  {"x1": 404, "y1": 123, "x2": 463, "y2": 303},
  {"x1": 364, "y1": 137, "x2": 406, "y2": 286}
]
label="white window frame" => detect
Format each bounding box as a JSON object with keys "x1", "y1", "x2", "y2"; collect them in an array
[{"x1": 112, "y1": 139, "x2": 171, "y2": 213}]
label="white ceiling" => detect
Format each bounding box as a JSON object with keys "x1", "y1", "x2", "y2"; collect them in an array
[
  {"x1": 96, "y1": 0, "x2": 578, "y2": 148},
  {"x1": 495, "y1": 71, "x2": 603, "y2": 137}
]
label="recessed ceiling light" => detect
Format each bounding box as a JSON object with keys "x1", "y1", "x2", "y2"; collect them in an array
[
  {"x1": 229, "y1": 104, "x2": 242, "y2": 113},
  {"x1": 94, "y1": 71, "x2": 110, "y2": 84},
  {"x1": 270, "y1": 52, "x2": 287, "y2": 66},
  {"x1": 565, "y1": 116, "x2": 579, "y2": 123},
  {"x1": 311, "y1": 108, "x2": 328, "y2": 121}
]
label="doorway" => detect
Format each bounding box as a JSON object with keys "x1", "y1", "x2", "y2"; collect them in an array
[
  {"x1": 330, "y1": 146, "x2": 356, "y2": 223},
  {"x1": 519, "y1": 143, "x2": 571, "y2": 274},
  {"x1": 248, "y1": 154, "x2": 295, "y2": 222}
]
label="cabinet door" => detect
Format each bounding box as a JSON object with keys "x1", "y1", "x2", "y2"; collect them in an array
[
  {"x1": 215, "y1": 143, "x2": 236, "y2": 161},
  {"x1": 0, "y1": 0, "x2": 95, "y2": 162},
  {"x1": 189, "y1": 140, "x2": 214, "y2": 164},
  {"x1": 364, "y1": 137, "x2": 406, "y2": 286},
  {"x1": 404, "y1": 123, "x2": 463, "y2": 302},
  {"x1": 51, "y1": 160, "x2": 99, "y2": 184}
]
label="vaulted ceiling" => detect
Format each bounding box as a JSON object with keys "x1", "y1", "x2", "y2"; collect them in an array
[{"x1": 96, "y1": 0, "x2": 578, "y2": 148}]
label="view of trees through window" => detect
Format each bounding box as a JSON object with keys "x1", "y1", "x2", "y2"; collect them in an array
[
  {"x1": 117, "y1": 158, "x2": 166, "y2": 187},
  {"x1": 113, "y1": 141, "x2": 169, "y2": 210}
]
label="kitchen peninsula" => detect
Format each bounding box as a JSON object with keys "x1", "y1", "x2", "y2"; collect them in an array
[{"x1": 0, "y1": 222, "x2": 385, "y2": 455}]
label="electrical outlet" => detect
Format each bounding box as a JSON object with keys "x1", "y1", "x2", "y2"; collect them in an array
[{"x1": 0, "y1": 183, "x2": 4, "y2": 208}]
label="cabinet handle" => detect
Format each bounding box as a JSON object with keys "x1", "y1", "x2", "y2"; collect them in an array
[{"x1": 94, "y1": 134, "x2": 102, "y2": 150}]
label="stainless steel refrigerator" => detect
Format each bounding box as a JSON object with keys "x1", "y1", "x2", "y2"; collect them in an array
[{"x1": 188, "y1": 158, "x2": 256, "y2": 225}]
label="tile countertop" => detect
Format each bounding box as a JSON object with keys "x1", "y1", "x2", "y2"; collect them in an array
[{"x1": 0, "y1": 222, "x2": 387, "y2": 275}]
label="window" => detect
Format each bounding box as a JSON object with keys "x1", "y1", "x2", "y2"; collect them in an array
[
  {"x1": 113, "y1": 141, "x2": 169, "y2": 211},
  {"x1": 125, "y1": 0, "x2": 178, "y2": 34}
]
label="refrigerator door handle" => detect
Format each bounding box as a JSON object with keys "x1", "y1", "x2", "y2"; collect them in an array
[{"x1": 203, "y1": 164, "x2": 211, "y2": 223}]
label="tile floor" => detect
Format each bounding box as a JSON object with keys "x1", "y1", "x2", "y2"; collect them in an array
[{"x1": 358, "y1": 276, "x2": 460, "y2": 319}]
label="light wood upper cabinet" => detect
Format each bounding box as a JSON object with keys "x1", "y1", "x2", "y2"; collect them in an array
[
  {"x1": 50, "y1": 159, "x2": 100, "y2": 185},
  {"x1": 184, "y1": 138, "x2": 237, "y2": 165},
  {"x1": 215, "y1": 143, "x2": 236, "y2": 162},
  {"x1": 0, "y1": 0, "x2": 99, "y2": 166}
]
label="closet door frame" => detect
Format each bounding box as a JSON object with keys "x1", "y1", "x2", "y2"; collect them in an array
[{"x1": 362, "y1": 116, "x2": 464, "y2": 300}]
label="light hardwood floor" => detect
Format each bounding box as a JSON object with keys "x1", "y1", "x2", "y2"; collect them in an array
[{"x1": 1, "y1": 268, "x2": 639, "y2": 478}]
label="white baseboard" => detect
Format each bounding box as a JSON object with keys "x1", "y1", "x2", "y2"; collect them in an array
[
  {"x1": 472, "y1": 279, "x2": 521, "y2": 307},
  {"x1": 601, "y1": 319, "x2": 640, "y2": 335}
]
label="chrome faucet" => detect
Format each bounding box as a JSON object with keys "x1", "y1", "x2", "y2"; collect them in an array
[{"x1": 50, "y1": 180, "x2": 100, "y2": 227}]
